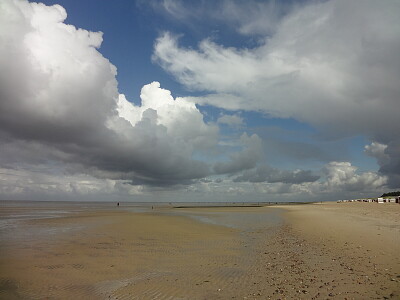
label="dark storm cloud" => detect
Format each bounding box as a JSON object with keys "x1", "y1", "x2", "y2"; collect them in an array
[{"x1": 378, "y1": 140, "x2": 400, "y2": 189}]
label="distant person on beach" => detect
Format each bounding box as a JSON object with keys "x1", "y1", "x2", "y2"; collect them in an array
[{"x1": 117, "y1": 202, "x2": 120, "y2": 207}]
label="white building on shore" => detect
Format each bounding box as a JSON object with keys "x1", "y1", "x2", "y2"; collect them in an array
[{"x1": 339, "y1": 196, "x2": 400, "y2": 204}]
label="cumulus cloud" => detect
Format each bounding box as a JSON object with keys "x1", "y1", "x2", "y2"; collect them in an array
[
  {"x1": 153, "y1": 0, "x2": 400, "y2": 187},
  {"x1": 0, "y1": 0, "x2": 117, "y2": 142},
  {"x1": 323, "y1": 162, "x2": 387, "y2": 192},
  {"x1": 364, "y1": 141, "x2": 400, "y2": 188},
  {"x1": 0, "y1": 0, "x2": 394, "y2": 201},
  {"x1": 0, "y1": 0, "x2": 220, "y2": 187},
  {"x1": 364, "y1": 142, "x2": 389, "y2": 166},
  {"x1": 0, "y1": 166, "x2": 146, "y2": 201},
  {"x1": 231, "y1": 161, "x2": 387, "y2": 200},
  {"x1": 117, "y1": 82, "x2": 218, "y2": 150},
  {"x1": 233, "y1": 165, "x2": 319, "y2": 184}
]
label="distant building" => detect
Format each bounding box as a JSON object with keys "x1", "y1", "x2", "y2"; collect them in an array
[{"x1": 340, "y1": 197, "x2": 399, "y2": 204}]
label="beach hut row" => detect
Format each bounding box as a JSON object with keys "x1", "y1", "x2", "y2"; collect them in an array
[
  {"x1": 337, "y1": 196, "x2": 400, "y2": 203},
  {"x1": 376, "y1": 197, "x2": 399, "y2": 203}
]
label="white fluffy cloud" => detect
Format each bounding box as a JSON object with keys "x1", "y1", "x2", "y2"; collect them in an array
[
  {"x1": 0, "y1": 0, "x2": 395, "y2": 201},
  {"x1": 0, "y1": 0, "x2": 117, "y2": 139},
  {"x1": 322, "y1": 162, "x2": 387, "y2": 192},
  {"x1": 153, "y1": 0, "x2": 400, "y2": 187},
  {"x1": 0, "y1": 0, "x2": 221, "y2": 188},
  {"x1": 228, "y1": 161, "x2": 387, "y2": 200},
  {"x1": 364, "y1": 142, "x2": 390, "y2": 167},
  {"x1": 117, "y1": 82, "x2": 218, "y2": 150},
  {"x1": 154, "y1": 1, "x2": 400, "y2": 136},
  {"x1": 185, "y1": 160, "x2": 387, "y2": 202}
]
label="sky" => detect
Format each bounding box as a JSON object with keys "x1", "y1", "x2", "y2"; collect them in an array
[{"x1": 0, "y1": 0, "x2": 399, "y2": 202}]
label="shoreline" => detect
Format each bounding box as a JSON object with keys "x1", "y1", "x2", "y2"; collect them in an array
[{"x1": 0, "y1": 202, "x2": 399, "y2": 299}]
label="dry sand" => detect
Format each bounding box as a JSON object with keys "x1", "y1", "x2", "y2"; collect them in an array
[
  {"x1": 265, "y1": 202, "x2": 400, "y2": 299},
  {"x1": 0, "y1": 202, "x2": 399, "y2": 299}
]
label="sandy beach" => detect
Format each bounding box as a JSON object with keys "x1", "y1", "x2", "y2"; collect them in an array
[
  {"x1": 270, "y1": 203, "x2": 400, "y2": 299},
  {"x1": 0, "y1": 202, "x2": 399, "y2": 299}
]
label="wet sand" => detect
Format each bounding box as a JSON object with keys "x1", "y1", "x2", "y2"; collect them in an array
[
  {"x1": 0, "y1": 206, "x2": 280, "y2": 299},
  {"x1": 0, "y1": 202, "x2": 399, "y2": 299}
]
